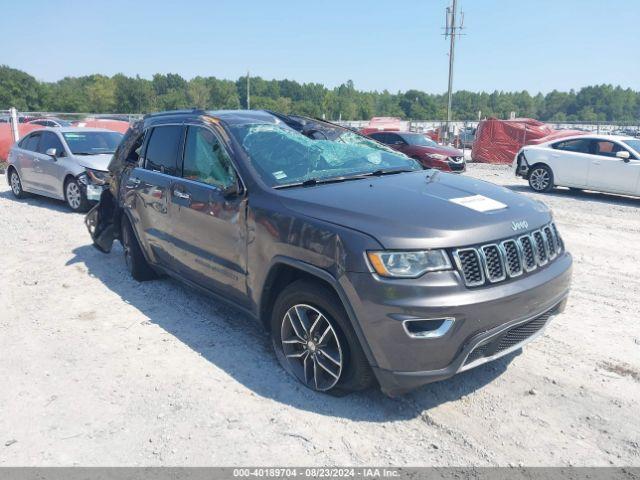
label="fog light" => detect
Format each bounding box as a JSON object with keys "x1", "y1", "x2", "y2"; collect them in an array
[{"x1": 402, "y1": 318, "x2": 455, "y2": 339}]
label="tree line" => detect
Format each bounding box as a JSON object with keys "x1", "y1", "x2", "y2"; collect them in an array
[{"x1": 1, "y1": 65, "x2": 638, "y2": 123}]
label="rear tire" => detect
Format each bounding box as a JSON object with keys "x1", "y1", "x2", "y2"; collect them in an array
[
  {"x1": 9, "y1": 168, "x2": 27, "y2": 199},
  {"x1": 64, "y1": 177, "x2": 91, "y2": 212},
  {"x1": 270, "y1": 279, "x2": 374, "y2": 395},
  {"x1": 528, "y1": 165, "x2": 554, "y2": 192},
  {"x1": 121, "y1": 216, "x2": 157, "y2": 281}
]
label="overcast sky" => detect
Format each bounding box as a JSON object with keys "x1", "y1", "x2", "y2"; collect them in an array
[{"x1": 4, "y1": 0, "x2": 639, "y2": 93}]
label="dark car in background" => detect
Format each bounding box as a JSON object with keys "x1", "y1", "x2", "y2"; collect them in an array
[
  {"x1": 367, "y1": 131, "x2": 466, "y2": 173},
  {"x1": 86, "y1": 109, "x2": 572, "y2": 396}
]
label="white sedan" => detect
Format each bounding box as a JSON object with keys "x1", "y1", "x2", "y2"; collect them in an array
[{"x1": 514, "y1": 134, "x2": 640, "y2": 196}]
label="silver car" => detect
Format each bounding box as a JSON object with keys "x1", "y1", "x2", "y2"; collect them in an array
[{"x1": 6, "y1": 127, "x2": 124, "y2": 211}]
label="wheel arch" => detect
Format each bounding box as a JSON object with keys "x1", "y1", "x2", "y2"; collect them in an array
[{"x1": 258, "y1": 256, "x2": 378, "y2": 368}]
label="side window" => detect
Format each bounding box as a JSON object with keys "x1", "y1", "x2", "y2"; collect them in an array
[
  {"x1": 144, "y1": 125, "x2": 183, "y2": 176},
  {"x1": 182, "y1": 126, "x2": 236, "y2": 189},
  {"x1": 38, "y1": 132, "x2": 65, "y2": 156},
  {"x1": 370, "y1": 133, "x2": 386, "y2": 143},
  {"x1": 593, "y1": 140, "x2": 625, "y2": 158},
  {"x1": 387, "y1": 133, "x2": 405, "y2": 145},
  {"x1": 21, "y1": 133, "x2": 41, "y2": 152},
  {"x1": 552, "y1": 138, "x2": 591, "y2": 153}
]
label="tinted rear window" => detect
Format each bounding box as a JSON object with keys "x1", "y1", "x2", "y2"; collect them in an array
[{"x1": 552, "y1": 138, "x2": 591, "y2": 153}]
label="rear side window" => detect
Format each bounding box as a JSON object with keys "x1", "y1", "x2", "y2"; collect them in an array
[
  {"x1": 21, "y1": 133, "x2": 41, "y2": 152},
  {"x1": 552, "y1": 138, "x2": 591, "y2": 153},
  {"x1": 144, "y1": 125, "x2": 183, "y2": 176},
  {"x1": 38, "y1": 132, "x2": 65, "y2": 156}
]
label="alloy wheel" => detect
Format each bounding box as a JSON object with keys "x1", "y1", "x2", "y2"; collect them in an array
[
  {"x1": 66, "y1": 182, "x2": 82, "y2": 209},
  {"x1": 280, "y1": 304, "x2": 343, "y2": 391},
  {"x1": 10, "y1": 172, "x2": 21, "y2": 196},
  {"x1": 529, "y1": 168, "x2": 550, "y2": 191}
]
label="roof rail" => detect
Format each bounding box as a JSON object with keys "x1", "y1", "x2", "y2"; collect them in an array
[{"x1": 143, "y1": 109, "x2": 206, "y2": 119}]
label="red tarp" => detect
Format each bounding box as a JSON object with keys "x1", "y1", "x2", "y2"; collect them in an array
[
  {"x1": 72, "y1": 118, "x2": 131, "y2": 133},
  {"x1": 359, "y1": 117, "x2": 409, "y2": 135},
  {"x1": 471, "y1": 118, "x2": 585, "y2": 164},
  {"x1": 0, "y1": 123, "x2": 43, "y2": 162}
]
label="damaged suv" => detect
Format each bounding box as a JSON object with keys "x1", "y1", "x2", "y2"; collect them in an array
[{"x1": 86, "y1": 110, "x2": 572, "y2": 396}]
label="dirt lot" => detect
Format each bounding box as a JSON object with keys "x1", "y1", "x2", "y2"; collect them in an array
[{"x1": 1, "y1": 164, "x2": 639, "y2": 466}]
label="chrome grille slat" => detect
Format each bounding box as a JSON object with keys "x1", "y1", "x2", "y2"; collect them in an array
[
  {"x1": 518, "y1": 234, "x2": 538, "y2": 272},
  {"x1": 532, "y1": 230, "x2": 549, "y2": 266},
  {"x1": 543, "y1": 226, "x2": 557, "y2": 260},
  {"x1": 453, "y1": 248, "x2": 485, "y2": 287},
  {"x1": 501, "y1": 239, "x2": 523, "y2": 277},
  {"x1": 454, "y1": 223, "x2": 563, "y2": 288},
  {"x1": 480, "y1": 244, "x2": 506, "y2": 283}
]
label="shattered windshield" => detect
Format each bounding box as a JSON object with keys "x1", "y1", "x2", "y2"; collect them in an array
[{"x1": 230, "y1": 123, "x2": 421, "y2": 187}]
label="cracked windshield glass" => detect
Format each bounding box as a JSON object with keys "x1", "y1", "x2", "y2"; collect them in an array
[{"x1": 231, "y1": 123, "x2": 421, "y2": 187}]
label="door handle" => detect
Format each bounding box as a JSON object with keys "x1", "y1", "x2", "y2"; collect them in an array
[
  {"x1": 593, "y1": 161, "x2": 601, "y2": 165},
  {"x1": 128, "y1": 177, "x2": 141, "y2": 187},
  {"x1": 173, "y1": 190, "x2": 191, "y2": 200}
]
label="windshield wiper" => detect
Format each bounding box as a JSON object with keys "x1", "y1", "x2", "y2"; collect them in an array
[
  {"x1": 274, "y1": 168, "x2": 417, "y2": 189},
  {"x1": 274, "y1": 176, "x2": 365, "y2": 189},
  {"x1": 363, "y1": 168, "x2": 416, "y2": 177}
]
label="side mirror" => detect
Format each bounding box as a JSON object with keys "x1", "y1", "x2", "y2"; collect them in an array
[
  {"x1": 616, "y1": 150, "x2": 631, "y2": 162},
  {"x1": 45, "y1": 147, "x2": 58, "y2": 158}
]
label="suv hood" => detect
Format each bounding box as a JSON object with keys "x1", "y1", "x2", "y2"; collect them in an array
[
  {"x1": 72, "y1": 153, "x2": 112, "y2": 172},
  {"x1": 277, "y1": 170, "x2": 552, "y2": 249}
]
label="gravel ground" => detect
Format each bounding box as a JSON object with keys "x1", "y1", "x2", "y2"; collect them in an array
[{"x1": 1, "y1": 163, "x2": 639, "y2": 466}]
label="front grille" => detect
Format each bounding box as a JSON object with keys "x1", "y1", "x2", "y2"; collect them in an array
[
  {"x1": 453, "y1": 223, "x2": 563, "y2": 288},
  {"x1": 519, "y1": 235, "x2": 537, "y2": 271},
  {"x1": 502, "y1": 240, "x2": 523, "y2": 277},
  {"x1": 463, "y1": 304, "x2": 559, "y2": 367},
  {"x1": 532, "y1": 230, "x2": 548, "y2": 265},
  {"x1": 456, "y1": 249, "x2": 484, "y2": 286},
  {"x1": 480, "y1": 245, "x2": 506, "y2": 282},
  {"x1": 448, "y1": 161, "x2": 466, "y2": 171}
]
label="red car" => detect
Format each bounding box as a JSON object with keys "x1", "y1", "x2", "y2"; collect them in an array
[{"x1": 367, "y1": 131, "x2": 466, "y2": 173}]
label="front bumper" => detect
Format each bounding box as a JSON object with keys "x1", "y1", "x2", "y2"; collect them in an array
[
  {"x1": 341, "y1": 251, "x2": 572, "y2": 396},
  {"x1": 83, "y1": 183, "x2": 108, "y2": 201}
]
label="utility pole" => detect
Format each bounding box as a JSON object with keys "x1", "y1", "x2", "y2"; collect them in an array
[
  {"x1": 444, "y1": 0, "x2": 464, "y2": 143},
  {"x1": 246, "y1": 70, "x2": 251, "y2": 110}
]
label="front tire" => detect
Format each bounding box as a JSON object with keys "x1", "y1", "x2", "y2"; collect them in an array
[
  {"x1": 121, "y1": 216, "x2": 157, "y2": 281},
  {"x1": 270, "y1": 279, "x2": 374, "y2": 395},
  {"x1": 64, "y1": 177, "x2": 90, "y2": 212},
  {"x1": 528, "y1": 165, "x2": 554, "y2": 192},
  {"x1": 9, "y1": 169, "x2": 27, "y2": 199}
]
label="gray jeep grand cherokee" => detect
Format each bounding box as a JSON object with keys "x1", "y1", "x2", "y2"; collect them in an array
[{"x1": 86, "y1": 110, "x2": 572, "y2": 396}]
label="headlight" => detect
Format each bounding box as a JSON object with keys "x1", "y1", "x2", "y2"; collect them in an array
[
  {"x1": 86, "y1": 168, "x2": 110, "y2": 186},
  {"x1": 428, "y1": 153, "x2": 448, "y2": 160},
  {"x1": 367, "y1": 250, "x2": 452, "y2": 278}
]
